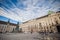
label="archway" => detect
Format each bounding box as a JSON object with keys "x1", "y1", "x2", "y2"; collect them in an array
[{"x1": 56, "y1": 25, "x2": 60, "y2": 33}]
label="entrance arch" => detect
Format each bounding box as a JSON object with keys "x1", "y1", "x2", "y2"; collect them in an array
[{"x1": 56, "y1": 25, "x2": 60, "y2": 33}]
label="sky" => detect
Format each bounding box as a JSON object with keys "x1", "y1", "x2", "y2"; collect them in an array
[
  {"x1": 0, "y1": 0, "x2": 60, "y2": 23},
  {"x1": 0, "y1": 16, "x2": 18, "y2": 24}
]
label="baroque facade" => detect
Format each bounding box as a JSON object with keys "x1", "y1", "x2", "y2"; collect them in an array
[
  {"x1": 0, "y1": 20, "x2": 17, "y2": 33},
  {"x1": 19, "y1": 11, "x2": 60, "y2": 33}
]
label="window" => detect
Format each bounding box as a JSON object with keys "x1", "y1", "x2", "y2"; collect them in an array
[
  {"x1": 50, "y1": 26, "x2": 51, "y2": 29},
  {"x1": 39, "y1": 23, "x2": 42, "y2": 27},
  {"x1": 59, "y1": 17, "x2": 60, "y2": 19},
  {"x1": 56, "y1": 21, "x2": 58, "y2": 24}
]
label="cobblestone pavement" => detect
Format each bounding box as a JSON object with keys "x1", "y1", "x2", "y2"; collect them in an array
[{"x1": 0, "y1": 33, "x2": 60, "y2": 40}]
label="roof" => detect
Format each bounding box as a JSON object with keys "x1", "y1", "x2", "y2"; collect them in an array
[
  {"x1": 22, "y1": 14, "x2": 49, "y2": 24},
  {"x1": 22, "y1": 12, "x2": 58, "y2": 24},
  {"x1": 0, "y1": 20, "x2": 17, "y2": 26},
  {"x1": 0, "y1": 20, "x2": 7, "y2": 25},
  {"x1": 56, "y1": 11, "x2": 60, "y2": 13},
  {"x1": 35, "y1": 14, "x2": 48, "y2": 20}
]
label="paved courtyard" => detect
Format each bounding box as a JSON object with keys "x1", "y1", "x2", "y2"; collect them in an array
[{"x1": 0, "y1": 33, "x2": 60, "y2": 40}]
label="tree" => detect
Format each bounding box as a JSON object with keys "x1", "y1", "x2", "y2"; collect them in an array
[{"x1": 48, "y1": 10, "x2": 54, "y2": 15}]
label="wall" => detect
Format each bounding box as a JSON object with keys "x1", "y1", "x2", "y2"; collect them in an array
[{"x1": 19, "y1": 12, "x2": 60, "y2": 33}]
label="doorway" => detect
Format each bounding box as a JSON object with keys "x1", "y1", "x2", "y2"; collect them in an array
[{"x1": 56, "y1": 25, "x2": 60, "y2": 33}]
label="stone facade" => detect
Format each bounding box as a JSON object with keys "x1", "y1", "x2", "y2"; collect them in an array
[
  {"x1": 19, "y1": 12, "x2": 60, "y2": 33},
  {"x1": 0, "y1": 21, "x2": 17, "y2": 33}
]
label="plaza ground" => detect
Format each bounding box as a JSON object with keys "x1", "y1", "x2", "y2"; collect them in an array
[{"x1": 0, "y1": 33, "x2": 60, "y2": 40}]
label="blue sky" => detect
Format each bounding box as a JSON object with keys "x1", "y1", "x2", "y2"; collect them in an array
[
  {"x1": 0, "y1": 0, "x2": 60, "y2": 22},
  {"x1": 0, "y1": 16, "x2": 18, "y2": 24}
]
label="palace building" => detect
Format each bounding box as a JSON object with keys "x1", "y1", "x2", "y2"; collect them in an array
[
  {"x1": 19, "y1": 11, "x2": 60, "y2": 33},
  {"x1": 0, "y1": 20, "x2": 19, "y2": 33}
]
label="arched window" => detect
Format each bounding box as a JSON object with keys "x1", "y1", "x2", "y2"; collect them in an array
[
  {"x1": 56, "y1": 21, "x2": 58, "y2": 24},
  {"x1": 59, "y1": 17, "x2": 60, "y2": 19},
  {"x1": 39, "y1": 23, "x2": 42, "y2": 29},
  {"x1": 39, "y1": 23, "x2": 42, "y2": 27}
]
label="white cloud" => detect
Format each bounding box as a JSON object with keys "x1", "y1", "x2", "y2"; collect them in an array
[{"x1": 0, "y1": 0, "x2": 60, "y2": 22}]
